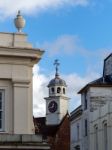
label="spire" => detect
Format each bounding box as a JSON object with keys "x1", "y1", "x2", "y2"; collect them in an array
[
  {"x1": 54, "y1": 59, "x2": 60, "y2": 77},
  {"x1": 14, "y1": 10, "x2": 26, "y2": 33}
]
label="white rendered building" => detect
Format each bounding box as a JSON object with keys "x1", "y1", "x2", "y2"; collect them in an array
[
  {"x1": 70, "y1": 53, "x2": 112, "y2": 150},
  {"x1": 70, "y1": 106, "x2": 82, "y2": 150},
  {"x1": 0, "y1": 11, "x2": 50, "y2": 150},
  {"x1": 0, "y1": 14, "x2": 44, "y2": 134},
  {"x1": 45, "y1": 59, "x2": 70, "y2": 126}
]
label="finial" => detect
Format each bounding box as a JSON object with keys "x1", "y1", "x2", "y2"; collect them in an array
[
  {"x1": 14, "y1": 10, "x2": 26, "y2": 33},
  {"x1": 54, "y1": 59, "x2": 60, "y2": 77},
  {"x1": 17, "y1": 10, "x2": 21, "y2": 16}
]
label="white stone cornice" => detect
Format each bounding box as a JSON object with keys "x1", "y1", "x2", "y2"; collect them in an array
[
  {"x1": 0, "y1": 46, "x2": 44, "y2": 66},
  {"x1": 0, "y1": 46, "x2": 44, "y2": 59}
]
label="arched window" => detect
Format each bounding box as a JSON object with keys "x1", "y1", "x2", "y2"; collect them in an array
[
  {"x1": 94, "y1": 125, "x2": 98, "y2": 150},
  {"x1": 77, "y1": 124, "x2": 79, "y2": 141},
  {"x1": 84, "y1": 91, "x2": 87, "y2": 110},
  {"x1": 103, "y1": 121, "x2": 108, "y2": 150},
  {"x1": 63, "y1": 88, "x2": 65, "y2": 94},
  {"x1": 51, "y1": 87, "x2": 54, "y2": 93},
  {"x1": 57, "y1": 87, "x2": 61, "y2": 93},
  {"x1": 0, "y1": 90, "x2": 5, "y2": 131},
  {"x1": 85, "y1": 119, "x2": 88, "y2": 136}
]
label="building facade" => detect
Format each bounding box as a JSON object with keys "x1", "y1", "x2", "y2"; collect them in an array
[
  {"x1": 70, "y1": 106, "x2": 82, "y2": 150},
  {"x1": 0, "y1": 14, "x2": 44, "y2": 135},
  {"x1": 0, "y1": 11, "x2": 50, "y2": 150},
  {"x1": 70, "y1": 53, "x2": 112, "y2": 150}
]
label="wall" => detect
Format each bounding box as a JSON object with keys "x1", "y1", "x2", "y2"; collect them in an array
[
  {"x1": 0, "y1": 32, "x2": 43, "y2": 134},
  {"x1": 81, "y1": 90, "x2": 90, "y2": 150},
  {"x1": 50, "y1": 115, "x2": 70, "y2": 150},
  {"x1": 71, "y1": 116, "x2": 82, "y2": 150},
  {"x1": 89, "y1": 86, "x2": 112, "y2": 150}
]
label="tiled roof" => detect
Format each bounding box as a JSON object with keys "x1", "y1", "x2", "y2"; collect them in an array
[
  {"x1": 34, "y1": 113, "x2": 70, "y2": 136},
  {"x1": 78, "y1": 75, "x2": 112, "y2": 93},
  {"x1": 33, "y1": 117, "x2": 58, "y2": 136},
  {"x1": 70, "y1": 105, "x2": 82, "y2": 121}
]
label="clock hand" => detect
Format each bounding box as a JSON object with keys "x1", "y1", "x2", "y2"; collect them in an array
[
  {"x1": 50, "y1": 103, "x2": 54, "y2": 109},
  {"x1": 49, "y1": 103, "x2": 54, "y2": 109},
  {"x1": 52, "y1": 103, "x2": 54, "y2": 108}
]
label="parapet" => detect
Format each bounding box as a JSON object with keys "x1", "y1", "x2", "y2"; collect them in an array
[
  {"x1": 0, "y1": 134, "x2": 50, "y2": 149},
  {"x1": 0, "y1": 32, "x2": 32, "y2": 48}
]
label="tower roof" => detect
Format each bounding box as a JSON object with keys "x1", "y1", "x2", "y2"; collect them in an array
[
  {"x1": 48, "y1": 59, "x2": 67, "y2": 87},
  {"x1": 48, "y1": 76, "x2": 67, "y2": 87}
]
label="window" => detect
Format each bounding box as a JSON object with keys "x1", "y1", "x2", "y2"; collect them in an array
[
  {"x1": 77, "y1": 124, "x2": 79, "y2": 140},
  {"x1": 57, "y1": 87, "x2": 61, "y2": 93},
  {"x1": 74, "y1": 145, "x2": 80, "y2": 150},
  {"x1": 84, "y1": 92, "x2": 87, "y2": 110},
  {"x1": 0, "y1": 90, "x2": 4, "y2": 131},
  {"x1": 85, "y1": 119, "x2": 88, "y2": 136},
  {"x1": 104, "y1": 123, "x2": 108, "y2": 150},
  {"x1": 94, "y1": 125, "x2": 98, "y2": 150},
  {"x1": 51, "y1": 87, "x2": 54, "y2": 93}
]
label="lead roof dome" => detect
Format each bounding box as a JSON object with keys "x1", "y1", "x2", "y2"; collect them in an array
[
  {"x1": 48, "y1": 59, "x2": 67, "y2": 87},
  {"x1": 48, "y1": 76, "x2": 67, "y2": 87}
]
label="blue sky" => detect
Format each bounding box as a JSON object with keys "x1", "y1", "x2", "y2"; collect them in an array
[{"x1": 0, "y1": 0, "x2": 112, "y2": 116}]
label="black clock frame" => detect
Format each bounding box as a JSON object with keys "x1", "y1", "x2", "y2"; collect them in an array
[{"x1": 48, "y1": 101, "x2": 58, "y2": 113}]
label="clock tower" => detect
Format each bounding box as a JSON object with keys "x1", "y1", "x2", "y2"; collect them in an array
[{"x1": 44, "y1": 60, "x2": 69, "y2": 125}]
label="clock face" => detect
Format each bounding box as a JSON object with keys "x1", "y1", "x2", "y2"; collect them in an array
[{"x1": 48, "y1": 101, "x2": 58, "y2": 113}]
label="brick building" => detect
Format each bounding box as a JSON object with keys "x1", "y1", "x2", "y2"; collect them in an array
[
  {"x1": 34, "y1": 113, "x2": 70, "y2": 150},
  {"x1": 51, "y1": 113, "x2": 70, "y2": 150}
]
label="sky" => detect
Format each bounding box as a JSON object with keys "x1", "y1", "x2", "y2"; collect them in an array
[{"x1": 0, "y1": 0, "x2": 112, "y2": 116}]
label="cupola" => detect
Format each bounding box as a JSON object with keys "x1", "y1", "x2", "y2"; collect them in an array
[{"x1": 48, "y1": 59, "x2": 67, "y2": 97}]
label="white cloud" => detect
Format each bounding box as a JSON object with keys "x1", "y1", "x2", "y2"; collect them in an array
[
  {"x1": 0, "y1": 0, "x2": 89, "y2": 19},
  {"x1": 42, "y1": 35, "x2": 82, "y2": 56},
  {"x1": 33, "y1": 64, "x2": 100, "y2": 117},
  {"x1": 40, "y1": 34, "x2": 112, "y2": 60},
  {"x1": 33, "y1": 65, "x2": 49, "y2": 117}
]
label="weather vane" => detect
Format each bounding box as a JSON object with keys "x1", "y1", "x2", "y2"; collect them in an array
[{"x1": 54, "y1": 59, "x2": 60, "y2": 77}]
